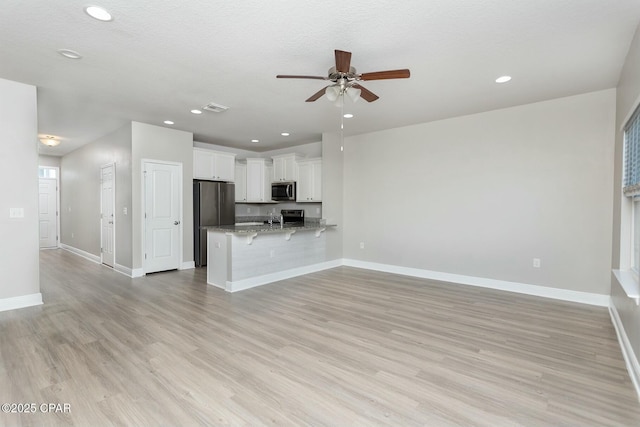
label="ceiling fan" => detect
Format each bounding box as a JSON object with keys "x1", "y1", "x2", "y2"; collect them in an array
[{"x1": 277, "y1": 49, "x2": 410, "y2": 103}]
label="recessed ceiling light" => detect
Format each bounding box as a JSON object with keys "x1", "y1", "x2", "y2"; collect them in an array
[
  {"x1": 495, "y1": 75, "x2": 512, "y2": 83},
  {"x1": 191, "y1": 109, "x2": 203, "y2": 115},
  {"x1": 281, "y1": 132, "x2": 290, "y2": 136},
  {"x1": 57, "y1": 49, "x2": 82, "y2": 59},
  {"x1": 343, "y1": 113, "x2": 354, "y2": 118},
  {"x1": 251, "y1": 139, "x2": 259, "y2": 143},
  {"x1": 84, "y1": 6, "x2": 113, "y2": 22},
  {"x1": 164, "y1": 120, "x2": 174, "y2": 125}
]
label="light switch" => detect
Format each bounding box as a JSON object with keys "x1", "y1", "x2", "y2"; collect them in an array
[
  {"x1": 123, "y1": 207, "x2": 128, "y2": 215},
  {"x1": 9, "y1": 208, "x2": 24, "y2": 218}
]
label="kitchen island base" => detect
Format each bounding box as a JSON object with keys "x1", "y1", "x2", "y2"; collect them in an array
[{"x1": 207, "y1": 226, "x2": 338, "y2": 292}]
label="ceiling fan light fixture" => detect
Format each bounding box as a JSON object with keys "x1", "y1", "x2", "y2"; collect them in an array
[
  {"x1": 347, "y1": 87, "x2": 361, "y2": 102},
  {"x1": 325, "y1": 86, "x2": 340, "y2": 102}
]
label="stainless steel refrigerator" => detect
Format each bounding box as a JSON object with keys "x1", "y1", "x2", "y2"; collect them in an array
[{"x1": 194, "y1": 180, "x2": 235, "y2": 267}]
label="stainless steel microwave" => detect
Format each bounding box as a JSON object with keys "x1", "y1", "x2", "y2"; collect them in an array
[{"x1": 271, "y1": 181, "x2": 296, "y2": 201}]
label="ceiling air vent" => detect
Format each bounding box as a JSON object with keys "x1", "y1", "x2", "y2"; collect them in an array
[{"x1": 203, "y1": 102, "x2": 230, "y2": 113}]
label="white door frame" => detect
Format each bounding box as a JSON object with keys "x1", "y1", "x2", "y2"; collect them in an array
[
  {"x1": 100, "y1": 163, "x2": 116, "y2": 267},
  {"x1": 38, "y1": 166, "x2": 60, "y2": 249},
  {"x1": 141, "y1": 159, "x2": 183, "y2": 275}
]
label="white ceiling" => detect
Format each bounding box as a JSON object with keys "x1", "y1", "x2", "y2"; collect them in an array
[{"x1": 2, "y1": 0, "x2": 640, "y2": 156}]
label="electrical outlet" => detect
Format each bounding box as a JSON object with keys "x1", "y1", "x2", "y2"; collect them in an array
[
  {"x1": 123, "y1": 207, "x2": 127, "y2": 215},
  {"x1": 316, "y1": 207, "x2": 320, "y2": 214},
  {"x1": 360, "y1": 242, "x2": 365, "y2": 249},
  {"x1": 533, "y1": 258, "x2": 541, "y2": 268},
  {"x1": 270, "y1": 249, "x2": 275, "y2": 258},
  {"x1": 247, "y1": 207, "x2": 251, "y2": 213},
  {"x1": 71, "y1": 232, "x2": 74, "y2": 238}
]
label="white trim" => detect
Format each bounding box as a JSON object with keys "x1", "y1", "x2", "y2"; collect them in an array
[
  {"x1": 180, "y1": 261, "x2": 195, "y2": 270},
  {"x1": 609, "y1": 302, "x2": 640, "y2": 401},
  {"x1": 213, "y1": 259, "x2": 342, "y2": 292},
  {"x1": 131, "y1": 268, "x2": 144, "y2": 278},
  {"x1": 60, "y1": 243, "x2": 101, "y2": 264},
  {"x1": 620, "y1": 91, "x2": 640, "y2": 132},
  {"x1": 343, "y1": 259, "x2": 610, "y2": 307},
  {"x1": 100, "y1": 162, "x2": 116, "y2": 268},
  {"x1": 0, "y1": 293, "x2": 43, "y2": 312},
  {"x1": 114, "y1": 263, "x2": 133, "y2": 277},
  {"x1": 613, "y1": 269, "x2": 640, "y2": 305}
]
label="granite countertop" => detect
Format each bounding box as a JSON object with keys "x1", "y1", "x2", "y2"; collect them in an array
[{"x1": 204, "y1": 222, "x2": 335, "y2": 234}]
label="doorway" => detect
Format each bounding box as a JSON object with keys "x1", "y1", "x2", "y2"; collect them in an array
[
  {"x1": 38, "y1": 166, "x2": 59, "y2": 249},
  {"x1": 101, "y1": 164, "x2": 115, "y2": 267},
  {"x1": 143, "y1": 160, "x2": 182, "y2": 274}
]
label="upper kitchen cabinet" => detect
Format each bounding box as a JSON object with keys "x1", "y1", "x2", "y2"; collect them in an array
[
  {"x1": 272, "y1": 153, "x2": 303, "y2": 182},
  {"x1": 193, "y1": 148, "x2": 236, "y2": 181},
  {"x1": 245, "y1": 158, "x2": 273, "y2": 203},
  {"x1": 234, "y1": 163, "x2": 247, "y2": 202},
  {"x1": 297, "y1": 158, "x2": 322, "y2": 202}
]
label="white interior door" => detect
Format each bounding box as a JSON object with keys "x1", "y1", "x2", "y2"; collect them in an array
[
  {"x1": 38, "y1": 178, "x2": 58, "y2": 248},
  {"x1": 144, "y1": 161, "x2": 181, "y2": 273},
  {"x1": 101, "y1": 164, "x2": 115, "y2": 267}
]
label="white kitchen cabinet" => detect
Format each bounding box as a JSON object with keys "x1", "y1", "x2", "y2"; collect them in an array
[
  {"x1": 297, "y1": 158, "x2": 322, "y2": 202},
  {"x1": 193, "y1": 148, "x2": 236, "y2": 181},
  {"x1": 245, "y1": 158, "x2": 272, "y2": 203},
  {"x1": 271, "y1": 154, "x2": 303, "y2": 182},
  {"x1": 234, "y1": 163, "x2": 247, "y2": 202}
]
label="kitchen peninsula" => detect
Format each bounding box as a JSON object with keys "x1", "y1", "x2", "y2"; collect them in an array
[{"x1": 205, "y1": 222, "x2": 337, "y2": 292}]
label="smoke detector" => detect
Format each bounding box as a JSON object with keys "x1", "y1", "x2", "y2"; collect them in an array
[{"x1": 203, "y1": 102, "x2": 230, "y2": 113}]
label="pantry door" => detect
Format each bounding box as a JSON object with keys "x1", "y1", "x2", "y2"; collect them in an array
[{"x1": 143, "y1": 160, "x2": 182, "y2": 274}]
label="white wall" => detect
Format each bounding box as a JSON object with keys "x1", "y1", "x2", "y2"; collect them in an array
[
  {"x1": 0, "y1": 78, "x2": 40, "y2": 308},
  {"x1": 612, "y1": 23, "x2": 640, "y2": 367},
  {"x1": 60, "y1": 124, "x2": 133, "y2": 268},
  {"x1": 343, "y1": 89, "x2": 615, "y2": 295},
  {"x1": 38, "y1": 155, "x2": 61, "y2": 168},
  {"x1": 131, "y1": 122, "x2": 193, "y2": 270},
  {"x1": 322, "y1": 132, "x2": 344, "y2": 261}
]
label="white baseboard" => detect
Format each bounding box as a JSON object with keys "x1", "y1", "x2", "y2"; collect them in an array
[
  {"x1": 342, "y1": 259, "x2": 610, "y2": 307},
  {"x1": 223, "y1": 259, "x2": 343, "y2": 292},
  {"x1": 60, "y1": 243, "x2": 100, "y2": 264},
  {"x1": 131, "y1": 268, "x2": 144, "y2": 278},
  {"x1": 180, "y1": 261, "x2": 195, "y2": 270},
  {"x1": 114, "y1": 263, "x2": 133, "y2": 277},
  {"x1": 609, "y1": 302, "x2": 640, "y2": 401},
  {"x1": 0, "y1": 293, "x2": 43, "y2": 312}
]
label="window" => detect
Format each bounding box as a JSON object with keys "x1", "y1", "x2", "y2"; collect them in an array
[
  {"x1": 38, "y1": 166, "x2": 57, "y2": 179},
  {"x1": 624, "y1": 105, "x2": 640, "y2": 274}
]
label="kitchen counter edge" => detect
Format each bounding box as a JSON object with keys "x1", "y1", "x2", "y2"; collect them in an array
[{"x1": 204, "y1": 223, "x2": 337, "y2": 234}]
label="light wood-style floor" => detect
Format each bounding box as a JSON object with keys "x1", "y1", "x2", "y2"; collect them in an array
[{"x1": 1, "y1": 249, "x2": 639, "y2": 426}]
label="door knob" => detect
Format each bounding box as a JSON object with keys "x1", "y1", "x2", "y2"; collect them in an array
[{"x1": 174, "y1": 220, "x2": 180, "y2": 225}]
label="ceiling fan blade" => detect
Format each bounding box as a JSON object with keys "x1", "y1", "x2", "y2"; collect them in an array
[
  {"x1": 305, "y1": 86, "x2": 329, "y2": 102},
  {"x1": 352, "y1": 83, "x2": 379, "y2": 102},
  {"x1": 360, "y1": 69, "x2": 411, "y2": 80},
  {"x1": 277, "y1": 75, "x2": 327, "y2": 80},
  {"x1": 335, "y1": 50, "x2": 352, "y2": 73}
]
